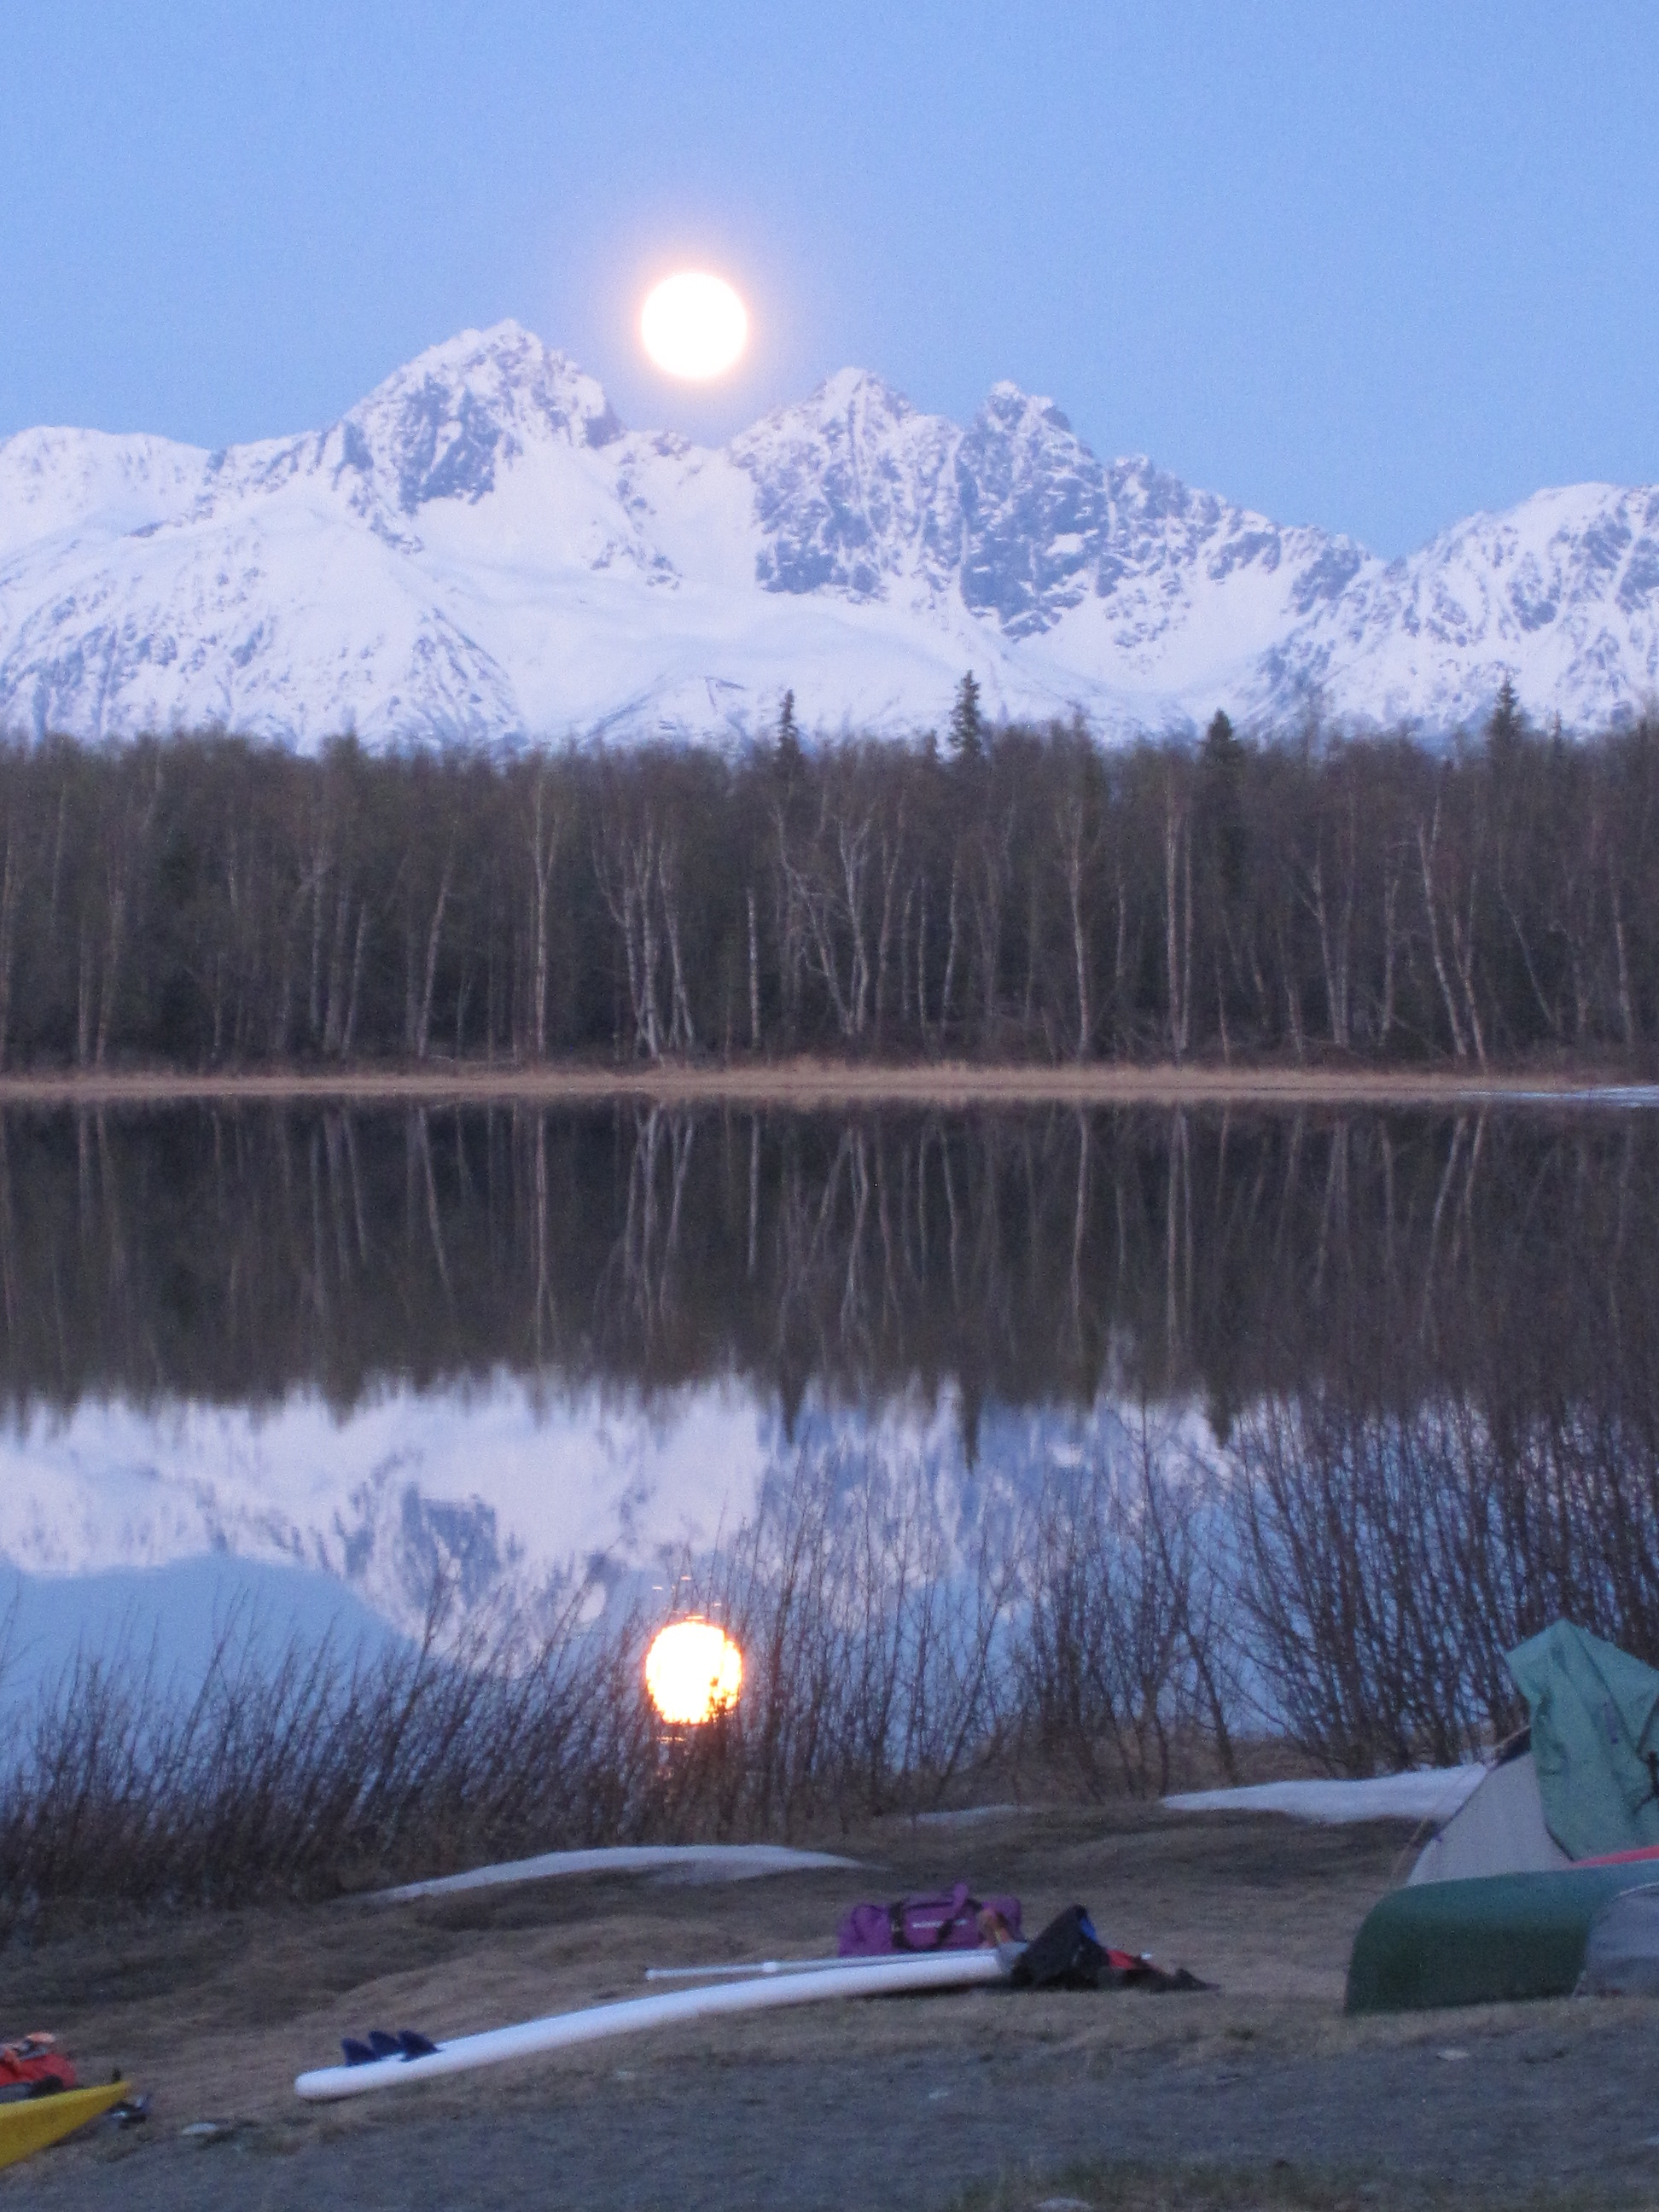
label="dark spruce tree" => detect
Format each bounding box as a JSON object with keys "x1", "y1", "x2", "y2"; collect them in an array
[
  {"x1": 948, "y1": 670, "x2": 984, "y2": 763},
  {"x1": 1487, "y1": 673, "x2": 1525, "y2": 755},
  {"x1": 776, "y1": 688, "x2": 801, "y2": 767},
  {"x1": 1198, "y1": 708, "x2": 1249, "y2": 906}
]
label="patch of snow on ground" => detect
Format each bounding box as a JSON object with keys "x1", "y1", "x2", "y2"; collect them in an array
[
  {"x1": 1164, "y1": 1766, "x2": 1486, "y2": 1825},
  {"x1": 374, "y1": 1844, "x2": 861, "y2": 1904}
]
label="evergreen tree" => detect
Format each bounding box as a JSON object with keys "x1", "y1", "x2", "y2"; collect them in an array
[
  {"x1": 776, "y1": 688, "x2": 801, "y2": 770},
  {"x1": 948, "y1": 671, "x2": 984, "y2": 763},
  {"x1": 1203, "y1": 708, "x2": 1243, "y2": 769},
  {"x1": 1487, "y1": 674, "x2": 1524, "y2": 754},
  {"x1": 1198, "y1": 709, "x2": 1249, "y2": 904}
]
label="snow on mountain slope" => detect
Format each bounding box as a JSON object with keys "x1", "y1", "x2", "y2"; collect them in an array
[
  {"x1": 1274, "y1": 482, "x2": 1659, "y2": 731},
  {"x1": 0, "y1": 320, "x2": 1653, "y2": 747},
  {"x1": 0, "y1": 428, "x2": 211, "y2": 567}
]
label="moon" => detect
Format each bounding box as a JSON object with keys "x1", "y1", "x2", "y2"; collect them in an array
[
  {"x1": 640, "y1": 271, "x2": 748, "y2": 381},
  {"x1": 644, "y1": 1618, "x2": 744, "y2": 1725}
]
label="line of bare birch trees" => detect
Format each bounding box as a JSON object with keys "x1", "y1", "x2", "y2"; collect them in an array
[{"x1": 1, "y1": 694, "x2": 1657, "y2": 1069}]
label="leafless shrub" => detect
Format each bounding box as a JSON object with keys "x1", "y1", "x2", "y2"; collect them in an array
[
  {"x1": 1432, "y1": 1392, "x2": 1659, "y2": 1707},
  {"x1": 658, "y1": 1449, "x2": 1021, "y2": 1835},
  {"x1": 15, "y1": 1387, "x2": 1653, "y2": 1932},
  {"x1": 1228, "y1": 1394, "x2": 1493, "y2": 1773},
  {"x1": 1016, "y1": 1420, "x2": 1241, "y2": 1796},
  {"x1": 1229, "y1": 1387, "x2": 1659, "y2": 1775},
  {"x1": 0, "y1": 1438, "x2": 1254, "y2": 1932},
  {"x1": 0, "y1": 1452, "x2": 1030, "y2": 1930},
  {"x1": 0, "y1": 1582, "x2": 663, "y2": 1936}
]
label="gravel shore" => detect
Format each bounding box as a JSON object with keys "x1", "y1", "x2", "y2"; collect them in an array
[{"x1": 9, "y1": 1802, "x2": 1655, "y2": 2210}]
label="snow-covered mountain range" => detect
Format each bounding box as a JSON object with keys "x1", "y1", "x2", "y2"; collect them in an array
[{"x1": 1, "y1": 320, "x2": 1655, "y2": 747}]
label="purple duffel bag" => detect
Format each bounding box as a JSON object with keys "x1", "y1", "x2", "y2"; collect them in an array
[{"x1": 836, "y1": 1880, "x2": 1022, "y2": 1956}]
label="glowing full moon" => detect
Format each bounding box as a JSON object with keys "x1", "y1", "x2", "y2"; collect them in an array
[
  {"x1": 644, "y1": 1618, "x2": 744, "y2": 1725},
  {"x1": 640, "y1": 271, "x2": 748, "y2": 381}
]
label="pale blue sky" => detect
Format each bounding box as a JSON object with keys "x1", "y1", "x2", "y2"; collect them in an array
[{"x1": 2, "y1": 2, "x2": 1655, "y2": 556}]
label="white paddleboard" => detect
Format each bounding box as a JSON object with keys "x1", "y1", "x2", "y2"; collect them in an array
[
  {"x1": 295, "y1": 1946, "x2": 1014, "y2": 2101},
  {"x1": 645, "y1": 1951, "x2": 897, "y2": 1981}
]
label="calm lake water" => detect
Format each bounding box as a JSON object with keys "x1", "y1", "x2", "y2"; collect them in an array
[{"x1": 2, "y1": 1100, "x2": 1656, "y2": 1697}]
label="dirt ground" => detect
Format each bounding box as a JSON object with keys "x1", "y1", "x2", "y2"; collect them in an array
[
  {"x1": 6, "y1": 1802, "x2": 1656, "y2": 2210},
  {"x1": 0, "y1": 1057, "x2": 1643, "y2": 1111}
]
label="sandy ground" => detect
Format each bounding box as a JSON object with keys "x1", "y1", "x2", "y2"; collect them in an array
[
  {"x1": 0, "y1": 1057, "x2": 1647, "y2": 1110},
  {"x1": 7, "y1": 1802, "x2": 1656, "y2": 2209}
]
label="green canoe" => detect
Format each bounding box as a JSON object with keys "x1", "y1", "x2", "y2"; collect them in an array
[{"x1": 1346, "y1": 1865, "x2": 1654, "y2": 2013}]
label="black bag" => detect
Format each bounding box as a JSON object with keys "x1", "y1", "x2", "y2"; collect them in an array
[
  {"x1": 1010, "y1": 1904, "x2": 1112, "y2": 1989},
  {"x1": 1010, "y1": 1905, "x2": 1211, "y2": 1993}
]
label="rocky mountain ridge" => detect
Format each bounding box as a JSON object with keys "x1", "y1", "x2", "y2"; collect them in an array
[{"x1": 0, "y1": 320, "x2": 1653, "y2": 745}]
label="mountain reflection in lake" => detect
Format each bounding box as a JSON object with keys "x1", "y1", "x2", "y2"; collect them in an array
[{"x1": 1, "y1": 1103, "x2": 1656, "y2": 1719}]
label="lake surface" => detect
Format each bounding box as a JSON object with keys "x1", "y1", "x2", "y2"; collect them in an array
[{"x1": 2, "y1": 1099, "x2": 1656, "y2": 1699}]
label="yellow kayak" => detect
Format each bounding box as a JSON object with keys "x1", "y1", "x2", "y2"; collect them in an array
[{"x1": 0, "y1": 2080, "x2": 130, "y2": 2169}]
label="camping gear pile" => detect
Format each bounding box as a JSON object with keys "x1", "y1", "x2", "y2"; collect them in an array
[
  {"x1": 0, "y1": 2032, "x2": 75, "y2": 2101},
  {"x1": 300, "y1": 1887, "x2": 1208, "y2": 2102},
  {"x1": 0, "y1": 2034, "x2": 142, "y2": 2171},
  {"x1": 1007, "y1": 1905, "x2": 1208, "y2": 1993},
  {"x1": 1348, "y1": 1620, "x2": 1659, "y2": 2011}
]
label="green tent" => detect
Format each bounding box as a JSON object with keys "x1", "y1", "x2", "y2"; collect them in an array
[
  {"x1": 1506, "y1": 1620, "x2": 1659, "y2": 1860},
  {"x1": 1348, "y1": 1621, "x2": 1659, "y2": 2011}
]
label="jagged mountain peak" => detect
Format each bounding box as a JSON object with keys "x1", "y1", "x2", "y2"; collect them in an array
[
  {"x1": 361, "y1": 317, "x2": 612, "y2": 415},
  {"x1": 731, "y1": 369, "x2": 957, "y2": 605},
  {"x1": 955, "y1": 383, "x2": 1110, "y2": 637},
  {"x1": 977, "y1": 379, "x2": 1072, "y2": 432},
  {"x1": 800, "y1": 365, "x2": 917, "y2": 417},
  {"x1": 729, "y1": 366, "x2": 928, "y2": 468},
  {"x1": 341, "y1": 322, "x2": 625, "y2": 513}
]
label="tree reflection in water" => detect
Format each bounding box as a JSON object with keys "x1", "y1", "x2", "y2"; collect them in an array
[
  {"x1": 0, "y1": 1102, "x2": 1654, "y2": 1779},
  {"x1": 0, "y1": 1103, "x2": 1651, "y2": 1416}
]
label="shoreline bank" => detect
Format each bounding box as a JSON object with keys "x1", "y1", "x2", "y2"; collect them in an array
[{"x1": 0, "y1": 1058, "x2": 1650, "y2": 1110}]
